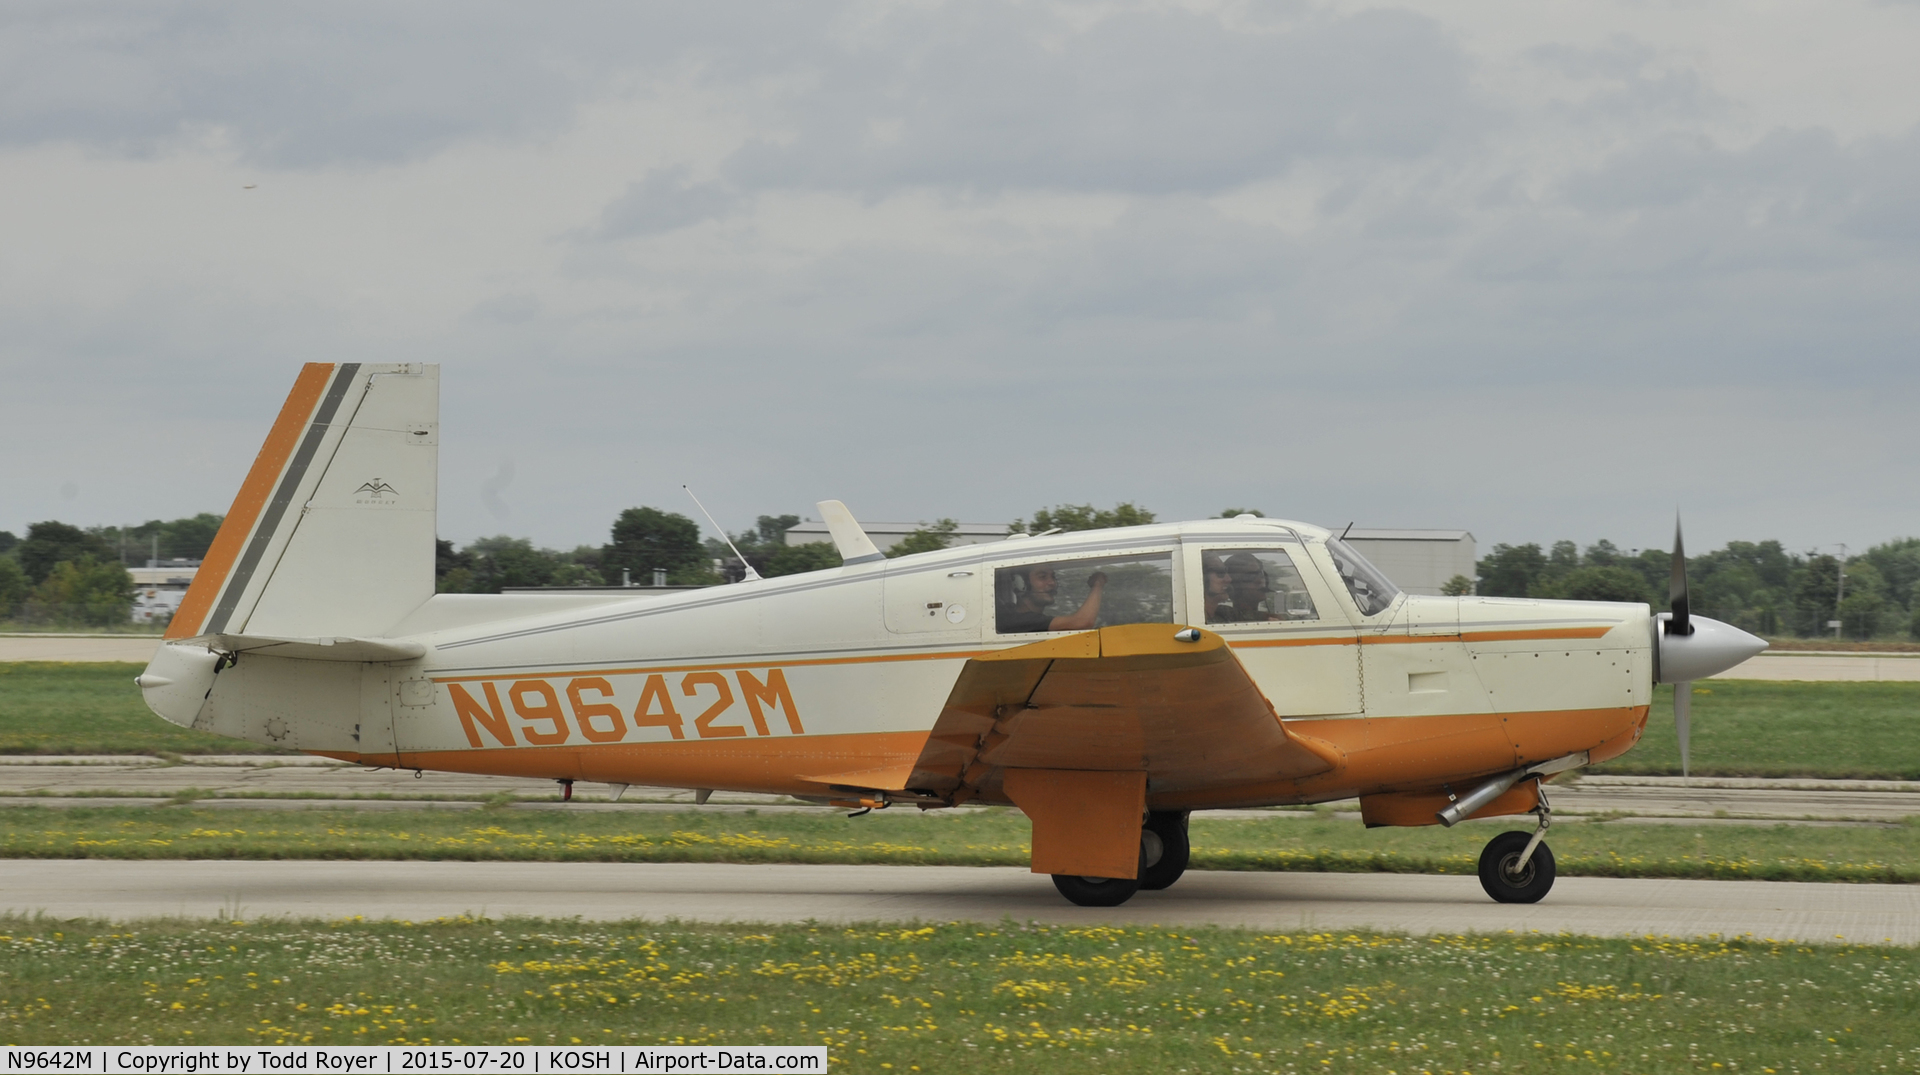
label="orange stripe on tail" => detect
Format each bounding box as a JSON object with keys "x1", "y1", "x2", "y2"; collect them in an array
[{"x1": 166, "y1": 364, "x2": 335, "y2": 639}]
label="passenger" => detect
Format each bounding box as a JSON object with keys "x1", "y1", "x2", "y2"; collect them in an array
[
  {"x1": 999, "y1": 565, "x2": 1109, "y2": 633},
  {"x1": 1201, "y1": 555, "x2": 1233, "y2": 624},
  {"x1": 1219, "y1": 552, "x2": 1280, "y2": 622}
]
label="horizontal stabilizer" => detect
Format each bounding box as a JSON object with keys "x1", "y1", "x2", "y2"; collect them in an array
[{"x1": 197, "y1": 634, "x2": 427, "y2": 662}]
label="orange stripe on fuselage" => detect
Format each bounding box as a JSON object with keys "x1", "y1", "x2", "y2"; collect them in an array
[
  {"x1": 1458, "y1": 626, "x2": 1616, "y2": 643},
  {"x1": 166, "y1": 364, "x2": 335, "y2": 639},
  {"x1": 430, "y1": 649, "x2": 997, "y2": 684},
  {"x1": 428, "y1": 625, "x2": 1624, "y2": 683},
  {"x1": 1228, "y1": 625, "x2": 1615, "y2": 650}
]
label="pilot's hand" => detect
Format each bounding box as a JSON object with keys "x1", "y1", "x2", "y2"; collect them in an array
[{"x1": 1086, "y1": 572, "x2": 1108, "y2": 589}]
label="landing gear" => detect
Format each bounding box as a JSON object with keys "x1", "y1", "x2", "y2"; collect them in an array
[
  {"x1": 1051, "y1": 871, "x2": 1142, "y2": 907},
  {"x1": 1140, "y1": 811, "x2": 1190, "y2": 891},
  {"x1": 1053, "y1": 814, "x2": 1190, "y2": 906},
  {"x1": 1478, "y1": 803, "x2": 1555, "y2": 904}
]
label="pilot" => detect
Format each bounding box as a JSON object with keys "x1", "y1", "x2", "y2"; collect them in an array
[
  {"x1": 1201, "y1": 555, "x2": 1233, "y2": 624},
  {"x1": 1218, "y1": 552, "x2": 1280, "y2": 622},
  {"x1": 1000, "y1": 564, "x2": 1108, "y2": 633}
]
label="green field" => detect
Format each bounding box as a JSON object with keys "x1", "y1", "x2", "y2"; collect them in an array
[
  {"x1": 2, "y1": 915, "x2": 1916, "y2": 1071},
  {"x1": 1590, "y1": 681, "x2": 1920, "y2": 779},
  {"x1": 0, "y1": 662, "x2": 281, "y2": 755},
  {"x1": 3, "y1": 804, "x2": 1917, "y2": 883}
]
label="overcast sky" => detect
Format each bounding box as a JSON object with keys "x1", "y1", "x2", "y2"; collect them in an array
[{"x1": 4, "y1": 1, "x2": 1916, "y2": 560}]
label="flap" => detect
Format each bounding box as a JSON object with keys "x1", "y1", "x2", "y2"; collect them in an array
[
  {"x1": 798, "y1": 759, "x2": 922, "y2": 791},
  {"x1": 196, "y1": 633, "x2": 427, "y2": 663},
  {"x1": 908, "y1": 623, "x2": 1342, "y2": 803}
]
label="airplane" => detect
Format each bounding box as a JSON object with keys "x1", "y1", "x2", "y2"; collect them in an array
[{"x1": 137, "y1": 363, "x2": 1766, "y2": 907}]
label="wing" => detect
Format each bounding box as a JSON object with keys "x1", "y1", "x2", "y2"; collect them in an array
[{"x1": 901, "y1": 623, "x2": 1342, "y2": 804}]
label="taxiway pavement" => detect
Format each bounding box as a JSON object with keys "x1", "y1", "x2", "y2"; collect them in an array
[
  {"x1": 3, "y1": 859, "x2": 1915, "y2": 945},
  {"x1": 4, "y1": 756, "x2": 1915, "y2": 823}
]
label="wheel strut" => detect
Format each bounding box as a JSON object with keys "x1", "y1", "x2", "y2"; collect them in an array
[{"x1": 1508, "y1": 778, "x2": 1551, "y2": 877}]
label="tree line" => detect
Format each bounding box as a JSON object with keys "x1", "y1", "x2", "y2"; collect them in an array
[
  {"x1": 9, "y1": 506, "x2": 1914, "y2": 640},
  {"x1": 1468, "y1": 537, "x2": 1920, "y2": 640},
  {"x1": 431, "y1": 503, "x2": 1158, "y2": 593},
  {"x1": 0, "y1": 521, "x2": 150, "y2": 627}
]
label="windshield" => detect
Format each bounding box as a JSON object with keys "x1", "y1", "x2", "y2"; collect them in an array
[{"x1": 1324, "y1": 537, "x2": 1401, "y2": 617}]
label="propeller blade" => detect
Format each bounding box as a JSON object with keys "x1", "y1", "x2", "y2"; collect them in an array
[
  {"x1": 1674, "y1": 680, "x2": 1692, "y2": 783},
  {"x1": 1667, "y1": 515, "x2": 1692, "y2": 637}
]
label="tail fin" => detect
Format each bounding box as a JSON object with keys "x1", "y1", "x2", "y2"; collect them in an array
[{"x1": 166, "y1": 363, "x2": 438, "y2": 641}]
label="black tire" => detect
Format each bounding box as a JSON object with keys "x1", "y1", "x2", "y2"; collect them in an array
[
  {"x1": 1051, "y1": 872, "x2": 1143, "y2": 907},
  {"x1": 1140, "y1": 811, "x2": 1190, "y2": 891},
  {"x1": 1478, "y1": 830, "x2": 1556, "y2": 904}
]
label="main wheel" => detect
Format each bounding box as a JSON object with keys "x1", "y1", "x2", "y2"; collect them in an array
[
  {"x1": 1478, "y1": 830, "x2": 1555, "y2": 904},
  {"x1": 1051, "y1": 872, "x2": 1143, "y2": 907},
  {"x1": 1140, "y1": 811, "x2": 1190, "y2": 891}
]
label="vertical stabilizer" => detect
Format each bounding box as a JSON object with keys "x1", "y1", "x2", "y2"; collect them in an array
[
  {"x1": 816, "y1": 500, "x2": 884, "y2": 564},
  {"x1": 166, "y1": 363, "x2": 438, "y2": 641}
]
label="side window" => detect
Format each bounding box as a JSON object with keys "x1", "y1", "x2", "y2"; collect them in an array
[
  {"x1": 994, "y1": 553, "x2": 1174, "y2": 635},
  {"x1": 1200, "y1": 548, "x2": 1319, "y2": 625}
]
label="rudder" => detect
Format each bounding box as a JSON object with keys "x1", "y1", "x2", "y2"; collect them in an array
[{"x1": 167, "y1": 363, "x2": 439, "y2": 641}]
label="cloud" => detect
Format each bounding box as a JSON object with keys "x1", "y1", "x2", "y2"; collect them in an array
[
  {"x1": 0, "y1": 4, "x2": 726, "y2": 167},
  {"x1": 725, "y1": 5, "x2": 1483, "y2": 194},
  {"x1": 596, "y1": 167, "x2": 740, "y2": 237}
]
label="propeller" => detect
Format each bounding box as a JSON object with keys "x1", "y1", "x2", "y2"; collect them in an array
[
  {"x1": 1652, "y1": 516, "x2": 1766, "y2": 784},
  {"x1": 1666, "y1": 516, "x2": 1693, "y2": 781},
  {"x1": 1668, "y1": 516, "x2": 1691, "y2": 639}
]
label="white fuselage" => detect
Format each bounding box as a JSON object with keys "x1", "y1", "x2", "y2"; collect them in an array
[{"x1": 175, "y1": 518, "x2": 1657, "y2": 812}]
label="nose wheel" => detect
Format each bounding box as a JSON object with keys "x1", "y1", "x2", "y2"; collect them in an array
[{"x1": 1477, "y1": 803, "x2": 1556, "y2": 904}]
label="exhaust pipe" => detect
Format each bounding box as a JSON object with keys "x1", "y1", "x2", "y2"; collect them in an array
[{"x1": 1437, "y1": 769, "x2": 1523, "y2": 827}]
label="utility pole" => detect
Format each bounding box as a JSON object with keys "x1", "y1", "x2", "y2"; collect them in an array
[{"x1": 1834, "y1": 543, "x2": 1847, "y2": 640}]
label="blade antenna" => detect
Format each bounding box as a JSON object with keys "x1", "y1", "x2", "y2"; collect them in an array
[{"x1": 684, "y1": 484, "x2": 762, "y2": 582}]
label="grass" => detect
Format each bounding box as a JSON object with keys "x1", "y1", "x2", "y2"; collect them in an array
[
  {"x1": 0, "y1": 624, "x2": 166, "y2": 635},
  {"x1": 2, "y1": 915, "x2": 1918, "y2": 1071},
  {"x1": 0, "y1": 662, "x2": 279, "y2": 755},
  {"x1": 1590, "y1": 681, "x2": 1920, "y2": 779},
  {"x1": 4, "y1": 804, "x2": 1920, "y2": 884},
  {"x1": 1759, "y1": 637, "x2": 1920, "y2": 652}
]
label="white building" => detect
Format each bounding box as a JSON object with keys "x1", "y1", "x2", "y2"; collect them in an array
[
  {"x1": 1339, "y1": 529, "x2": 1476, "y2": 596},
  {"x1": 129, "y1": 561, "x2": 198, "y2": 625}
]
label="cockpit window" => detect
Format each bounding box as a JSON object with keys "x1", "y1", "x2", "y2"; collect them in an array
[
  {"x1": 1200, "y1": 549, "x2": 1319, "y2": 624},
  {"x1": 994, "y1": 553, "x2": 1174, "y2": 635},
  {"x1": 1324, "y1": 537, "x2": 1401, "y2": 617}
]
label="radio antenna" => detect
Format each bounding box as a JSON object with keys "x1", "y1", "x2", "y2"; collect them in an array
[
  {"x1": 1339, "y1": 521, "x2": 1354, "y2": 541},
  {"x1": 684, "y1": 484, "x2": 762, "y2": 582}
]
